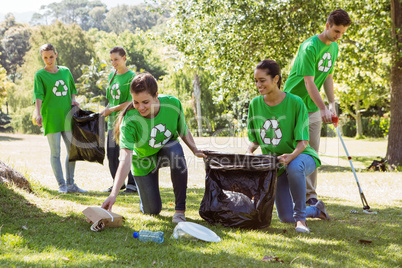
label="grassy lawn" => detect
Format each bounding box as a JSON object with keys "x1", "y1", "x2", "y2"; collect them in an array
[{"x1": 0, "y1": 134, "x2": 401, "y2": 267}]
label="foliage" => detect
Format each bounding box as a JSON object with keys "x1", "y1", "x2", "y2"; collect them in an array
[
  {"x1": 338, "y1": 115, "x2": 390, "y2": 138},
  {"x1": 77, "y1": 58, "x2": 109, "y2": 103},
  {"x1": 0, "y1": 66, "x2": 12, "y2": 103},
  {"x1": 9, "y1": 106, "x2": 41, "y2": 134},
  {"x1": 160, "y1": 64, "x2": 227, "y2": 135},
  {"x1": 27, "y1": 21, "x2": 96, "y2": 81},
  {"x1": 0, "y1": 14, "x2": 31, "y2": 81},
  {"x1": 165, "y1": 0, "x2": 336, "y2": 100},
  {"x1": 104, "y1": 4, "x2": 169, "y2": 34},
  {"x1": 31, "y1": 0, "x2": 106, "y2": 31},
  {"x1": 335, "y1": 0, "x2": 392, "y2": 136},
  {"x1": 31, "y1": 1, "x2": 169, "y2": 33},
  {"x1": 87, "y1": 29, "x2": 167, "y2": 79}
]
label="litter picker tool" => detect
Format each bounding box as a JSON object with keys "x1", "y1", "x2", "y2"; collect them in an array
[{"x1": 331, "y1": 116, "x2": 377, "y2": 214}]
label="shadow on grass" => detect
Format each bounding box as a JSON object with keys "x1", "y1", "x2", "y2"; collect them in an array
[
  {"x1": 1, "y1": 184, "x2": 400, "y2": 267},
  {"x1": 0, "y1": 135, "x2": 23, "y2": 142},
  {"x1": 318, "y1": 165, "x2": 352, "y2": 172}
]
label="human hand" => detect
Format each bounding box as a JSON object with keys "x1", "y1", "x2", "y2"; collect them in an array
[
  {"x1": 72, "y1": 100, "x2": 80, "y2": 107},
  {"x1": 278, "y1": 154, "x2": 294, "y2": 166},
  {"x1": 320, "y1": 107, "x2": 333, "y2": 124},
  {"x1": 194, "y1": 149, "x2": 207, "y2": 158},
  {"x1": 100, "y1": 107, "x2": 112, "y2": 117},
  {"x1": 36, "y1": 114, "x2": 43, "y2": 127},
  {"x1": 101, "y1": 195, "x2": 116, "y2": 211}
]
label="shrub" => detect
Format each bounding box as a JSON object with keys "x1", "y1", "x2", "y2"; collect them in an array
[{"x1": 10, "y1": 107, "x2": 42, "y2": 134}]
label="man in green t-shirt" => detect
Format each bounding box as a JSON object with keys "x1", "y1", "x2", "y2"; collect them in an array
[{"x1": 283, "y1": 9, "x2": 352, "y2": 205}]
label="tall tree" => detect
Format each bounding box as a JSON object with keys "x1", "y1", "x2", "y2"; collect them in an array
[
  {"x1": 31, "y1": 0, "x2": 106, "y2": 31},
  {"x1": 387, "y1": 0, "x2": 402, "y2": 167},
  {"x1": 104, "y1": 4, "x2": 168, "y2": 34},
  {"x1": 0, "y1": 14, "x2": 31, "y2": 81}
]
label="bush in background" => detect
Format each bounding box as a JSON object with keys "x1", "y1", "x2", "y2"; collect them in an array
[{"x1": 10, "y1": 107, "x2": 41, "y2": 134}]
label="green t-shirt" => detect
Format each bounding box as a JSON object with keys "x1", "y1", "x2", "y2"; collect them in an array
[
  {"x1": 33, "y1": 66, "x2": 77, "y2": 135},
  {"x1": 247, "y1": 93, "x2": 321, "y2": 176},
  {"x1": 283, "y1": 35, "x2": 339, "y2": 113},
  {"x1": 106, "y1": 70, "x2": 135, "y2": 130},
  {"x1": 119, "y1": 94, "x2": 188, "y2": 176}
]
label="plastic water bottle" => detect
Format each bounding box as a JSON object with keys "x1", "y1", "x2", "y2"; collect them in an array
[{"x1": 133, "y1": 230, "x2": 164, "y2": 243}]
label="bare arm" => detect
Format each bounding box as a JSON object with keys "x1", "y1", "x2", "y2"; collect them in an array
[
  {"x1": 101, "y1": 101, "x2": 131, "y2": 117},
  {"x1": 180, "y1": 130, "x2": 206, "y2": 158},
  {"x1": 35, "y1": 99, "x2": 43, "y2": 126},
  {"x1": 246, "y1": 141, "x2": 260, "y2": 155},
  {"x1": 71, "y1": 94, "x2": 80, "y2": 107},
  {"x1": 323, "y1": 74, "x2": 336, "y2": 116},
  {"x1": 278, "y1": 140, "x2": 309, "y2": 166},
  {"x1": 101, "y1": 148, "x2": 133, "y2": 211},
  {"x1": 304, "y1": 76, "x2": 333, "y2": 123}
]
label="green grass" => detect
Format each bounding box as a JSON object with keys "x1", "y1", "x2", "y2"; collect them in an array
[
  {"x1": 1, "y1": 178, "x2": 401, "y2": 267},
  {"x1": 0, "y1": 135, "x2": 401, "y2": 267}
]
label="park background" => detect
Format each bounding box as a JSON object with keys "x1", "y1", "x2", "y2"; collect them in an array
[{"x1": 0, "y1": 0, "x2": 401, "y2": 267}]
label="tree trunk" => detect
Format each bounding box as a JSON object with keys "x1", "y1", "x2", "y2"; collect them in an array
[
  {"x1": 355, "y1": 100, "x2": 363, "y2": 138},
  {"x1": 193, "y1": 72, "x2": 202, "y2": 137},
  {"x1": 0, "y1": 160, "x2": 32, "y2": 192},
  {"x1": 387, "y1": 0, "x2": 402, "y2": 167}
]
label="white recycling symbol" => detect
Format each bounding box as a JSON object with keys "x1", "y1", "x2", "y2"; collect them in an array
[
  {"x1": 149, "y1": 123, "x2": 172, "y2": 148},
  {"x1": 111, "y1": 84, "x2": 121, "y2": 100},
  {"x1": 318, "y1": 52, "x2": 332, "y2": 73},
  {"x1": 260, "y1": 119, "x2": 282, "y2": 146},
  {"x1": 52, "y1": 80, "x2": 68, "y2": 97}
]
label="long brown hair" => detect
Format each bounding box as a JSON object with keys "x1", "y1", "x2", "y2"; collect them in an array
[{"x1": 114, "y1": 72, "x2": 158, "y2": 142}]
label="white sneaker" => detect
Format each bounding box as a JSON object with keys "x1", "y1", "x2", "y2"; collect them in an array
[
  {"x1": 172, "y1": 212, "x2": 186, "y2": 223},
  {"x1": 67, "y1": 184, "x2": 88, "y2": 193},
  {"x1": 58, "y1": 185, "x2": 67, "y2": 193}
]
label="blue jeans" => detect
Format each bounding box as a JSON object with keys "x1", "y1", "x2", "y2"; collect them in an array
[
  {"x1": 46, "y1": 131, "x2": 75, "y2": 186},
  {"x1": 275, "y1": 153, "x2": 320, "y2": 222},
  {"x1": 107, "y1": 130, "x2": 136, "y2": 188},
  {"x1": 134, "y1": 140, "x2": 188, "y2": 215}
]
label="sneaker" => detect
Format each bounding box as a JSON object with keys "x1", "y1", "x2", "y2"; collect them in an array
[
  {"x1": 103, "y1": 184, "x2": 126, "y2": 192},
  {"x1": 67, "y1": 184, "x2": 88, "y2": 193},
  {"x1": 172, "y1": 212, "x2": 186, "y2": 223},
  {"x1": 295, "y1": 224, "x2": 310, "y2": 233},
  {"x1": 306, "y1": 198, "x2": 318, "y2": 206},
  {"x1": 58, "y1": 185, "x2": 67, "y2": 193},
  {"x1": 315, "y1": 200, "x2": 330, "y2": 221},
  {"x1": 122, "y1": 185, "x2": 137, "y2": 194}
]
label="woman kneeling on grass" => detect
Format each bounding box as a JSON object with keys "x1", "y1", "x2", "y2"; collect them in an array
[
  {"x1": 102, "y1": 72, "x2": 206, "y2": 223},
  {"x1": 246, "y1": 59, "x2": 330, "y2": 233}
]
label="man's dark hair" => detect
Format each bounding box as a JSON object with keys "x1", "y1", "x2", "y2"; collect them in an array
[{"x1": 328, "y1": 9, "x2": 352, "y2": 27}]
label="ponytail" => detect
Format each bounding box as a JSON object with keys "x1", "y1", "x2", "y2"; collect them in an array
[{"x1": 114, "y1": 102, "x2": 135, "y2": 143}]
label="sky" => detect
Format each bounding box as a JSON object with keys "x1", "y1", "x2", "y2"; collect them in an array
[{"x1": 2, "y1": 0, "x2": 145, "y2": 13}]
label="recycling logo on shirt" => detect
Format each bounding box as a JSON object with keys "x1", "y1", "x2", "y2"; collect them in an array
[
  {"x1": 52, "y1": 80, "x2": 68, "y2": 97},
  {"x1": 260, "y1": 119, "x2": 282, "y2": 146},
  {"x1": 149, "y1": 123, "x2": 172, "y2": 148},
  {"x1": 111, "y1": 84, "x2": 121, "y2": 100},
  {"x1": 318, "y1": 52, "x2": 332, "y2": 73}
]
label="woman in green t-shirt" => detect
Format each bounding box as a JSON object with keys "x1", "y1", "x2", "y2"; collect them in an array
[
  {"x1": 100, "y1": 47, "x2": 137, "y2": 194},
  {"x1": 33, "y1": 43, "x2": 87, "y2": 194},
  {"x1": 246, "y1": 59, "x2": 329, "y2": 233},
  {"x1": 102, "y1": 72, "x2": 205, "y2": 223}
]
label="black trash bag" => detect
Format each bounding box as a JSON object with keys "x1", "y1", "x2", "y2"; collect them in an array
[
  {"x1": 199, "y1": 151, "x2": 278, "y2": 229},
  {"x1": 69, "y1": 106, "x2": 105, "y2": 164}
]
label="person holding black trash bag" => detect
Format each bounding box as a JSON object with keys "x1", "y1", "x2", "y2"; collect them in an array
[
  {"x1": 101, "y1": 72, "x2": 206, "y2": 223},
  {"x1": 100, "y1": 47, "x2": 137, "y2": 194},
  {"x1": 33, "y1": 43, "x2": 87, "y2": 194},
  {"x1": 246, "y1": 59, "x2": 329, "y2": 233}
]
